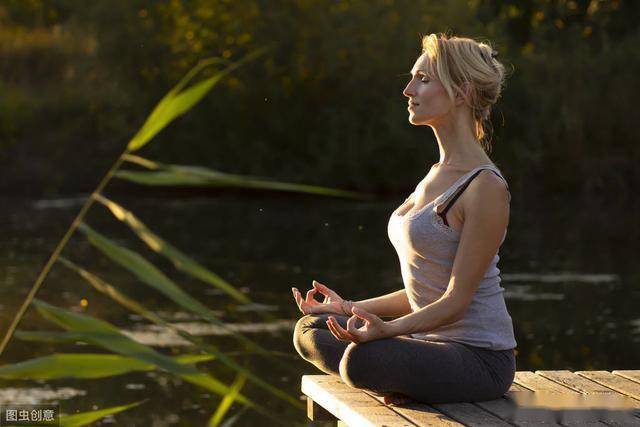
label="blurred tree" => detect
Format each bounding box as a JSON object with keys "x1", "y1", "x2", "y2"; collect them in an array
[{"x1": 0, "y1": 0, "x2": 638, "y2": 203}]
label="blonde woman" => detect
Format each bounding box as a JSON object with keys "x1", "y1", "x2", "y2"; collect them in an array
[{"x1": 292, "y1": 33, "x2": 516, "y2": 405}]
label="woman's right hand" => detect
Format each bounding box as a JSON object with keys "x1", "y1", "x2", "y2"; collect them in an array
[{"x1": 292, "y1": 280, "x2": 347, "y2": 316}]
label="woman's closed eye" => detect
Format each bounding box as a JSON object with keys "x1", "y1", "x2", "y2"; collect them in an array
[{"x1": 411, "y1": 73, "x2": 429, "y2": 83}]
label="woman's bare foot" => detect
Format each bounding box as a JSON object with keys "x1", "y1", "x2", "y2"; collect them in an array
[{"x1": 383, "y1": 392, "x2": 414, "y2": 406}]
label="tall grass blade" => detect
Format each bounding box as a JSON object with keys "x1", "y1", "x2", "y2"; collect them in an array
[
  {"x1": 76, "y1": 223, "x2": 279, "y2": 360},
  {"x1": 31, "y1": 299, "x2": 289, "y2": 424},
  {"x1": 59, "y1": 400, "x2": 145, "y2": 427},
  {"x1": 128, "y1": 47, "x2": 271, "y2": 152},
  {"x1": 0, "y1": 51, "x2": 265, "y2": 356},
  {"x1": 208, "y1": 373, "x2": 247, "y2": 427},
  {"x1": 14, "y1": 330, "x2": 88, "y2": 344},
  {"x1": 114, "y1": 170, "x2": 209, "y2": 185},
  {"x1": 31, "y1": 300, "x2": 254, "y2": 408},
  {"x1": 0, "y1": 353, "x2": 214, "y2": 380},
  {"x1": 58, "y1": 257, "x2": 304, "y2": 410},
  {"x1": 92, "y1": 194, "x2": 252, "y2": 306},
  {"x1": 118, "y1": 154, "x2": 366, "y2": 199}
]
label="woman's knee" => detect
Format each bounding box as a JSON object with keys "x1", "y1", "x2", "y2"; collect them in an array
[
  {"x1": 297, "y1": 313, "x2": 331, "y2": 329},
  {"x1": 292, "y1": 314, "x2": 329, "y2": 360},
  {"x1": 339, "y1": 342, "x2": 373, "y2": 389}
]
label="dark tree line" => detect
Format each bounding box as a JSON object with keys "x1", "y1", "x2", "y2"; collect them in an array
[{"x1": 1, "y1": 0, "x2": 638, "y2": 208}]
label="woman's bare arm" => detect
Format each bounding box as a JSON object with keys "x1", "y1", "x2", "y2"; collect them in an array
[{"x1": 351, "y1": 289, "x2": 412, "y2": 318}]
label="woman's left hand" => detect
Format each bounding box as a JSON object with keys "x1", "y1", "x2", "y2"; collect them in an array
[{"x1": 326, "y1": 307, "x2": 392, "y2": 343}]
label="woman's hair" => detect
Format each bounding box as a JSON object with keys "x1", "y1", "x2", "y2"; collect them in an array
[{"x1": 420, "y1": 32, "x2": 507, "y2": 153}]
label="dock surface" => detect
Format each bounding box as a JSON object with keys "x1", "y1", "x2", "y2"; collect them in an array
[{"x1": 302, "y1": 370, "x2": 640, "y2": 426}]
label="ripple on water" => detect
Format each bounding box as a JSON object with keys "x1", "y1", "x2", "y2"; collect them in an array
[
  {"x1": 123, "y1": 319, "x2": 297, "y2": 347},
  {"x1": 31, "y1": 196, "x2": 88, "y2": 209},
  {"x1": 502, "y1": 272, "x2": 619, "y2": 284},
  {"x1": 0, "y1": 387, "x2": 86, "y2": 405},
  {"x1": 503, "y1": 284, "x2": 565, "y2": 301}
]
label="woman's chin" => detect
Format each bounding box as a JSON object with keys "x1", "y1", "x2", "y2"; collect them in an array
[{"x1": 408, "y1": 115, "x2": 428, "y2": 126}]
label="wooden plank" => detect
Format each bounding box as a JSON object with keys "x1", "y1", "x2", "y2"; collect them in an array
[
  {"x1": 514, "y1": 371, "x2": 576, "y2": 393},
  {"x1": 475, "y1": 393, "x2": 563, "y2": 427},
  {"x1": 613, "y1": 371, "x2": 640, "y2": 385},
  {"x1": 576, "y1": 371, "x2": 640, "y2": 401},
  {"x1": 482, "y1": 380, "x2": 559, "y2": 426},
  {"x1": 537, "y1": 370, "x2": 640, "y2": 426},
  {"x1": 307, "y1": 397, "x2": 338, "y2": 421},
  {"x1": 431, "y1": 402, "x2": 513, "y2": 426},
  {"x1": 301, "y1": 373, "x2": 640, "y2": 426},
  {"x1": 301, "y1": 375, "x2": 416, "y2": 426},
  {"x1": 536, "y1": 370, "x2": 617, "y2": 394},
  {"x1": 366, "y1": 377, "x2": 531, "y2": 426},
  {"x1": 363, "y1": 390, "x2": 464, "y2": 427},
  {"x1": 509, "y1": 383, "x2": 530, "y2": 392},
  {"x1": 366, "y1": 382, "x2": 547, "y2": 426},
  {"x1": 515, "y1": 371, "x2": 608, "y2": 426}
]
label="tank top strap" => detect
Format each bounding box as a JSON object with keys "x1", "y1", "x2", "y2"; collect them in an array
[{"x1": 434, "y1": 164, "x2": 509, "y2": 214}]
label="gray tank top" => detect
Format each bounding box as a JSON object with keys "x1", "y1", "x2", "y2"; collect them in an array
[{"x1": 387, "y1": 163, "x2": 517, "y2": 350}]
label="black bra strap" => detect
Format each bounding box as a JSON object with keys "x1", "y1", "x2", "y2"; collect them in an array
[{"x1": 438, "y1": 169, "x2": 503, "y2": 226}]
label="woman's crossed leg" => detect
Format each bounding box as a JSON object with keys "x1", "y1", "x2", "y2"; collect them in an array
[{"x1": 293, "y1": 313, "x2": 514, "y2": 404}]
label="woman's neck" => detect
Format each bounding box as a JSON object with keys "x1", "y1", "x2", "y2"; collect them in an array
[{"x1": 431, "y1": 117, "x2": 491, "y2": 168}]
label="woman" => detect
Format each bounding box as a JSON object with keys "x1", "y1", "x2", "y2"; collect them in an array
[{"x1": 291, "y1": 33, "x2": 517, "y2": 406}]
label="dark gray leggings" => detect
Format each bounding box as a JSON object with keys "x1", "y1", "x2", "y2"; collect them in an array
[{"x1": 293, "y1": 313, "x2": 516, "y2": 404}]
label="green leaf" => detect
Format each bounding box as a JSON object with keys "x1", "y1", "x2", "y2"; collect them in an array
[
  {"x1": 0, "y1": 353, "x2": 214, "y2": 380},
  {"x1": 76, "y1": 223, "x2": 276, "y2": 358},
  {"x1": 30, "y1": 300, "x2": 256, "y2": 409},
  {"x1": 114, "y1": 170, "x2": 211, "y2": 186},
  {"x1": 92, "y1": 194, "x2": 251, "y2": 305},
  {"x1": 57, "y1": 258, "x2": 304, "y2": 411},
  {"x1": 127, "y1": 57, "x2": 227, "y2": 152},
  {"x1": 116, "y1": 155, "x2": 366, "y2": 199},
  {"x1": 127, "y1": 69, "x2": 223, "y2": 152},
  {"x1": 59, "y1": 401, "x2": 144, "y2": 427},
  {"x1": 14, "y1": 330, "x2": 89, "y2": 344},
  {"x1": 209, "y1": 374, "x2": 247, "y2": 427},
  {"x1": 127, "y1": 47, "x2": 271, "y2": 152}
]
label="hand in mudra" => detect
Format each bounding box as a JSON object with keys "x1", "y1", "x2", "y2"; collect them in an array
[{"x1": 292, "y1": 280, "x2": 347, "y2": 315}]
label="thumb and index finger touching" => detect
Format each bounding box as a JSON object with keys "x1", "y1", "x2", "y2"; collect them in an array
[{"x1": 348, "y1": 306, "x2": 377, "y2": 325}]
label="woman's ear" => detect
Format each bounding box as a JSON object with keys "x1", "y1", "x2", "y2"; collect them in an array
[{"x1": 454, "y1": 82, "x2": 472, "y2": 106}]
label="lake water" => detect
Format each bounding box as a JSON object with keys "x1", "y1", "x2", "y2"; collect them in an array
[{"x1": 1, "y1": 192, "x2": 638, "y2": 425}]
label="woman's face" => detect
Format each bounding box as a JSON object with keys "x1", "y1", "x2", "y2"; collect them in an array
[{"x1": 403, "y1": 54, "x2": 455, "y2": 126}]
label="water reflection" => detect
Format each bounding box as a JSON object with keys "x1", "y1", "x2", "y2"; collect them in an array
[
  {"x1": 0, "y1": 387, "x2": 86, "y2": 405},
  {"x1": 124, "y1": 319, "x2": 297, "y2": 347},
  {"x1": 504, "y1": 284, "x2": 565, "y2": 301},
  {"x1": 1, "y1": 194, "x2": 638, "y2": 425},
  {"x1": 502, "y1": 273, "x2": 619, "y2": 283}
]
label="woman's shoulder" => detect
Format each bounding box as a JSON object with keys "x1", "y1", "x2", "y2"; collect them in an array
[{"x1": 465, "y1": 168, "x2": 511, "y2": 208}]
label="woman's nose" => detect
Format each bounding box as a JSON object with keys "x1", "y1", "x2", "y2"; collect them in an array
[{"x1": 403, "y1": 82, "x2": 414, "y2": 98}]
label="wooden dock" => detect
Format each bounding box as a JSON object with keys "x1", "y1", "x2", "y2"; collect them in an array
[{"x1": 302, "y1": 370, "x2": 640, "y2": 426}]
